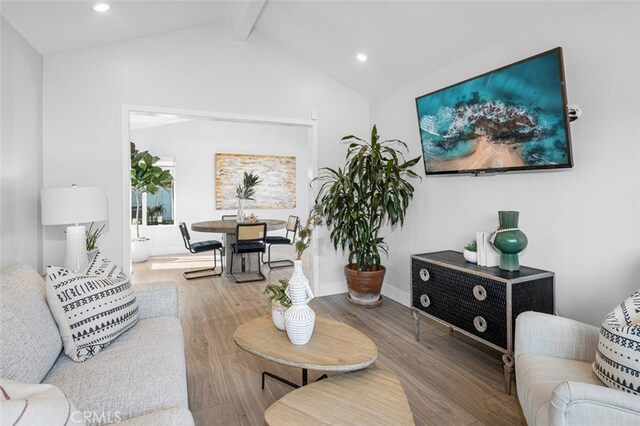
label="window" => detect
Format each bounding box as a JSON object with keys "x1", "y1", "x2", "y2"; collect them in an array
[{"x1": 131, "y1": 158, "x2": 175, "y2": 226}]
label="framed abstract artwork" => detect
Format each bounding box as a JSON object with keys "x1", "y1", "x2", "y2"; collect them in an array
[
  {"x1": 415, "y1": 47, "x2": 573, "y2": 175},
  {"x1": 215, "y1": 153, "x2": 296, "y2": 209}
]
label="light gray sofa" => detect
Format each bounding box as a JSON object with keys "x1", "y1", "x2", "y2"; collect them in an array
[
  {"x1": 0, "y1": 264, "x2": 194, "y2": 425},
  {"x1": 515, "y1": 311, "x2": 640, "y2": 425}
]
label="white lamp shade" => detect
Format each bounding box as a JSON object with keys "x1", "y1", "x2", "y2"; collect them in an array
[{"x1": 41, "y1": 186, "x2": 108, "y2": 225}]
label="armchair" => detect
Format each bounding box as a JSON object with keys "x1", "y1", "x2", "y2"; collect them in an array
[{"x1": 515, "y1": 311, "x2": 640, "y2": 425}]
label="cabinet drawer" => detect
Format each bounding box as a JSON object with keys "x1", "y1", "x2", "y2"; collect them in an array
[{"x1": 412, "y1": 259, "x2": 507, "y2": 349}]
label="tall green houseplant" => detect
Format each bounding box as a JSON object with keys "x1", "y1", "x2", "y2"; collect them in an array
[
  {"x1": 130, "y1": 142, "x2": 173, "y2": 239},
  {"x1": 314, "y1": 125, "x2": 421, "y2": 305}
]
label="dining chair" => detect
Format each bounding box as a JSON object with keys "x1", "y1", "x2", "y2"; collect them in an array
[
  {"x1": 178, "y1": 222, "x2": 224, "y2": 279},
  {"x1": 230, "y1": 222, "x2": 267, "y2": 283},
  {"x1": 262, "y1": 215, "x2": 299, "y2": 269}
]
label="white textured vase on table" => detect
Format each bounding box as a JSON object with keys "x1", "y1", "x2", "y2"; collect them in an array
[
  {"x1": 237, "y1": 198, "x2": 244, "y2": 223},
  {"x1": 284, "y1": 260, "x2": 315, "y2": 345}
]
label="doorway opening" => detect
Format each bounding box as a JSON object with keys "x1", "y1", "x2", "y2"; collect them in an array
[{"x1": 122, "y1": 105, "x2": 318, "y2": 292}]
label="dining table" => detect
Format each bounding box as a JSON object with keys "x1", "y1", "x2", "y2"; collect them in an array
[{"x1": 191, "y1": 219, "x2": 287, "y2": 276}]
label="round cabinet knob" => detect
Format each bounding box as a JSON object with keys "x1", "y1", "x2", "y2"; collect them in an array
[
  {"x1": 419, "y1": 268, "x2": 430, "y2": 281},
  {"x1": 420, "y1": 294, "x2": 431, "y2": 308},
  {"x1": 473, "y1": 316, "x2": 487, "y2": 333},
  {"x1": 473, "y1": 285, "x2": 487, "y2": 301}
]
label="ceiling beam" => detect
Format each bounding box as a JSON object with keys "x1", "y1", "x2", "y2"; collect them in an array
[{"x1": 232, "y1": 0, "x2": 268, "y2": 41}]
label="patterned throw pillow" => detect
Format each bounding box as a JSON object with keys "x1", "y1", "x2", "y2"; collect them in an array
[
  {"x1": 0, "y1": 378, "x2": 85, "y2": 425},
  {"x1": 45, "y1": 251, "x2": 139, "y2": 362},
  {"x1": 593, "y1": 289, "x2": 640, "y2": 394}
]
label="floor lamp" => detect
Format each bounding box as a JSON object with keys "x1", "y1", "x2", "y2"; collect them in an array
[{"x1": 41, "y1": 185, "x2": 107, "y2": 273}]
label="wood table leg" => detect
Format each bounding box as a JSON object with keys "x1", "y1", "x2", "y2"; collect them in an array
[{"x1": 261, "y1": 368, "x2": 327, "y2": 390}]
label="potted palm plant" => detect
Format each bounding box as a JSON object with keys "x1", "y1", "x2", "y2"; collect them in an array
[
  {"x1": 130, "y1": 142, "x2": 173, "y2": 262},
  {"x1": 314, "y1": 125, "x2": 421, "y2": 306}
]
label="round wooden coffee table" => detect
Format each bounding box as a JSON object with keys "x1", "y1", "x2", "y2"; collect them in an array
[{"x1": 233, "y1": 315, "x2": 378, "y2": 388}]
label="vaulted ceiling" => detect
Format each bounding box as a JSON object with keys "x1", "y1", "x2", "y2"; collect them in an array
[{"x1": 1, "y1": 1, "x2": 589, "y2": 98}]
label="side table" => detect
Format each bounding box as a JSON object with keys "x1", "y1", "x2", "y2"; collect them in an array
[{"x1": 411, "y1": 250, "x2": 554, "y2": 393}]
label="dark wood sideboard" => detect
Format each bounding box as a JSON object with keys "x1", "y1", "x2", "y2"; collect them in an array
[{"x1": 411, "y1": 250, "x2": 555, "y2": 393}]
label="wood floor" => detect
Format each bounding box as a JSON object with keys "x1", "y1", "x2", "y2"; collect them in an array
[{"x1": 132, "y1": 250, "x2": 525, "y2": 426}]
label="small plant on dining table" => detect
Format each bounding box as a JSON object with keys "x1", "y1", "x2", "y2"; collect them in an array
[
  {"x1": 294, "y1": 206, "x2": 323, "y2": 260},
  {"x1": 264, "y1": 279, "x2": 291, "y2": 311}
]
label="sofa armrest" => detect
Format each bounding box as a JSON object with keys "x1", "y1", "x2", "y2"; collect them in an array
[
  {"x1": 135, "y1": 281, "x2": 179, "y2": 319},
  {"x1": 515, "y1": 311, "x2": 599, "y2": 362},
  {"x1": 550, "y1": 381, "x2": 640, "y2": 425}
]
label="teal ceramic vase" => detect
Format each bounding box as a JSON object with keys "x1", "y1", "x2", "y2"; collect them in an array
[{"x1": 491, "y1": 211, "x2": 528, "y2": 272}]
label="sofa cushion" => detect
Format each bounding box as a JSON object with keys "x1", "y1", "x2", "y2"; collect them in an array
[
  {"x1": 0, "y1": 264, "x2": 62, "y2": 383},
  {"x1": 43, "y1": 316, "x2": 188, "y2": 425},
  {"x1": 593, "y1": 289, "x2": 640, "y2": 395},
  {"x1": 45, "y1": 252, "x2": 139, "y2": 362},
  {"x1": 0, "y1": 378, "x2": 85, "y2": 425},
  {"x1": 516, "y1": 353, "x2": 604, "y2": 425}
]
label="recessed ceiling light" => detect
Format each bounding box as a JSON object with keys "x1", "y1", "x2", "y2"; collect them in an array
[
  {"x1": 356, "y1": 53, "x2": 368, "y2": 62},
  {"x1": 92, "y1": 3, "x2": 110, "y2": 12}
]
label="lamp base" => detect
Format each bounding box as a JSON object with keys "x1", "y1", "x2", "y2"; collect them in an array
[{"x1": 65, "y1": 225, "x2": 88, "y2": 273}]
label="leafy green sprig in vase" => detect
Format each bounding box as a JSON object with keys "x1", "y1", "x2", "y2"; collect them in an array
[
  {"x1": 235, "y1": 171, "x2": 261, "y2": 222},
  {"x1": 85, "y1": 222, "x2": 105, "y2": 252},
  {"x1": 294, "y1": 206, "x2": 323, "y2": 260}
]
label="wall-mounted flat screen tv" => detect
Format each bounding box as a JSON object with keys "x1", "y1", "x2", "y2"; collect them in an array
[{"x1": 416, "y1": 47, "x2": 573, "y2": 175}]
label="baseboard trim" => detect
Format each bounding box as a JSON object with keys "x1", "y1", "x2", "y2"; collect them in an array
[{"x1": 381, "y1": 283, "x2": 411, "y2": 307}]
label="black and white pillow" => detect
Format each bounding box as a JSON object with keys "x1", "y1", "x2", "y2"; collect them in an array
[
  {"x1": 593, "y1": 289, "x2": 640, "y2": 394},
  {"x1": 45, "y1": 251, "x2": 139, "y2": 362}
]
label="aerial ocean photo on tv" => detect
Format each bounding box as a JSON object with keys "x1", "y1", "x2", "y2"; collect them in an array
[{"x1": 416, "y1": 49, "x2": 571, "y2": 174}]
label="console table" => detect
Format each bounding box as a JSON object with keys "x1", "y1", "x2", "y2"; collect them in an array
[{"x1": 410, "y1": 250, "x2": 554, "y2": 393}]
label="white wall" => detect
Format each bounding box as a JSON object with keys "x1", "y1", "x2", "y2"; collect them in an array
[
  {"x1": 1, "y1": 17, "x2": 43, "y2": 270},
  {"x1": 43, "y1": 22, "x2": 369, "y2": 295},
  {"x1": 131, "y1": 119, "x2": 310, "y2": 256},
  {"x1": 371, "y1": 2, "x2": 640, "y2": 325}
]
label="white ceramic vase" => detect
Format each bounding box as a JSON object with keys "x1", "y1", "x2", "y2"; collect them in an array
[
  {"x1": 284, "y1": 260, "x2": 315, "y2": 345},
  {"x1": 271, "y1": 301, "x2": 287, "y2": 331},
  {"x1": 237, "y1": 198, "x2": 244, "y2": 223}
]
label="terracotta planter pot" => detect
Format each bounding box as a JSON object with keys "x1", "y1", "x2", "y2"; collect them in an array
[{"x1": 344, "y1": 264, "x2": 386, "y2": 307}]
